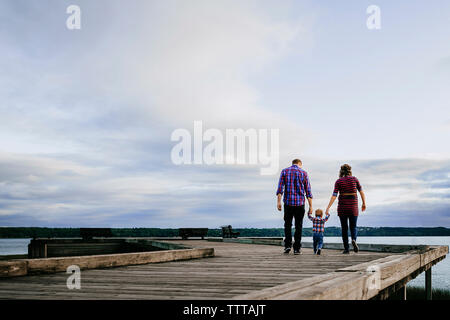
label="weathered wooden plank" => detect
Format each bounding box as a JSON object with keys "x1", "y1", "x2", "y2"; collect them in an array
[
  {"x1": 420, "y1": 245, "x2": 448, "y2": 266},
  {"x1": 234, "y1": 272, "x2": 340, "y2": 300},
  {"x1": 0, "y1": 260, "x2": 27, "y2": 278},
  {"x1": 336, "y1": 254, "x2": 422, "y2": 291},
  {"x1": 0, "y1": 247, "x2": 214, "y2": 278}
]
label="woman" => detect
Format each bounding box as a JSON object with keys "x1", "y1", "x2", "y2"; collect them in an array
[{"x1": 325, "y1": 164, "x2": 366, "y2": 254}]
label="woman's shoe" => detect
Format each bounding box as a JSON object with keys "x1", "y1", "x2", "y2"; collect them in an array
[
  {"x1": 352, "y1": 240, "x2": 359, "y2": 253},
  {"x1": 342, "y1": 249, "x2": 350, "y2": 254}
]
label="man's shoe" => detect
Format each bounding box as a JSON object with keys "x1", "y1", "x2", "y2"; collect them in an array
[
  {"x1": 294, "y1": 249, "x2": 301, "y2": 255},
  {"x1": 342, "y1": 249, "x2": 350, "y2": 254},
  {"x1": 317, "y1": 249, "x2": 321, "y2": 255},
  {"x1": 284, "y1": 248, "x2": 291, "y2": 254},
  {"x1": 352, "y1": 240, "x2": 359, "y2": 253}
]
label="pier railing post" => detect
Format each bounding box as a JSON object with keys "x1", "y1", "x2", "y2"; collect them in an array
[{"x1": 425, "y1": 267, "x2": 432, "y2": 300}]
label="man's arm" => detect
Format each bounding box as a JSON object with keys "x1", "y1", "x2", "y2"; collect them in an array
[
  {"x1": 306, "y1": 196, "x2": 313, "y2": 215},
  {"x1": 276, "y1": 170, "x2": 284, "y2": 211},
  {"x1": 303, "y1": 172, "x2": 313, "y2": 214}
]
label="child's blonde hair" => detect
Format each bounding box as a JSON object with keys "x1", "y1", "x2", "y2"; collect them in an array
[{"x1": 315, "y1": 209, "x2": 323, "y2": 217}]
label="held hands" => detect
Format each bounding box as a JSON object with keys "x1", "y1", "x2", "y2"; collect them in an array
[{"x1": 308, "y1": 207, "x2": 313, "y2": 215}]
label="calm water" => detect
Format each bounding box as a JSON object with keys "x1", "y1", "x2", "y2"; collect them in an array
[
  {"x1": 1, "y1": 237, "x2": 449, "y2": 290},
  {"x1": 0, "y1": 238, "x2": 31, "y2": 255}
]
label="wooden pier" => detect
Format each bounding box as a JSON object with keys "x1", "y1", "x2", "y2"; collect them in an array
[{"x1": 0, "y1": 238, "x2": 447, "y2": 300}]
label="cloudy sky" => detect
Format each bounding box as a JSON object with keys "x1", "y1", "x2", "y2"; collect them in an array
[{"x1": 0, "y1": 0, "x2": 449, "y2": 228}]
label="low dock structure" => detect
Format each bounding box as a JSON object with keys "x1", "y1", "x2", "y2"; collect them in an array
[
  {"x1": 0, "y1": 238, "x2": 447, "y2": 300},
  {"x1": 0, "y1": 239, "x2": 213, "y2": 277}
]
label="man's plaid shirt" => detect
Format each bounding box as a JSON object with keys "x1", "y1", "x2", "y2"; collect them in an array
[
  {"x1": 276, "y1": 165, "x2": 313, "y2": 206},
  {"x1": 308, "y1": 213, "x2": 330, "y2": 233}
]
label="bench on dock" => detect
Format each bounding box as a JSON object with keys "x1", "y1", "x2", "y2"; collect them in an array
[
  {"x1": 178, "y1": 228, "x2": 208, "y2": 240},
  {"x1": 221, "y1": 225, "x2": 240, "y2": 238},
  {"x1": 80, "y1": 228, "x2": 113, "y2": 240}
]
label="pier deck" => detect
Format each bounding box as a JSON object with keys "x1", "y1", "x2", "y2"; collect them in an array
[{"x1": 0, "y1": 239, "x2": 447, "y2": 300}]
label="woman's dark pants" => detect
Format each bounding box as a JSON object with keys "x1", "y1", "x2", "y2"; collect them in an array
[
  {"x1": 284, "y1": 204, "x2": 305, "y2": 251},
  {"x1": 339, "y1": 215, "x2": 358, "y2": 251}
]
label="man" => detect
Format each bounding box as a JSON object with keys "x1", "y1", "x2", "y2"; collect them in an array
[{"x1": 276, "y1": 159, "x2": 313, "y2": 255}]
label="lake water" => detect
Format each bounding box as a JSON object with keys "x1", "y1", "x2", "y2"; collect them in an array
[
  {"x1": 0, "y1": 238, "x2": 31, "y2": 255},
  {"x1": 1, "y1": 237, "x2": 449, "y2": 290}
]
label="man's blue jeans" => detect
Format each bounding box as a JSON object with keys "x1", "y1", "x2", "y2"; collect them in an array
[
  {"x1": 313, "y1": 232, "x2": 324, "y2": 253},
  {"x1": 339, "y1": 215, "x2": 358, "y2": 251}
]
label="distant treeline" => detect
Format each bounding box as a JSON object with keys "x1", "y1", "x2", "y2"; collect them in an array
[{"x1": 1, "y1": 227, "x2": 450, "y2": 238}]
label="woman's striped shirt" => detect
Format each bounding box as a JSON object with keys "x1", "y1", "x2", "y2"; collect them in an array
[{"x1": 333, "y1": 176, "x2": 362, "y2": 216}]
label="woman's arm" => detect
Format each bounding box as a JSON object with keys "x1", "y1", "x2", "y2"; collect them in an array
[
  {"x1": 359, "y1": 190, "x2": 366, "y2": 212},
  {"x1": 355, "y1": 177, "x2": 366, "y2": 212},
  {"x1": 326, "y1": 180, "x2": 339, "y2": 215},
  {"x1": 325, "y1": 196, "x2": 337, "y2": 215}
]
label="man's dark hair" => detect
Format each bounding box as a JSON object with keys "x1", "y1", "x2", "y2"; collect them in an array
[{"x1": 292, "y1": 159, "x2": 302, "y2": 165}]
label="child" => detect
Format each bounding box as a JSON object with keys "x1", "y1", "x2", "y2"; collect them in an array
[{"x1": 308, "y1": 209, "x2": 330, "y2": 255}]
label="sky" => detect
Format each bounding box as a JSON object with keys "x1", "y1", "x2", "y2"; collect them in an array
[{"x1": 0, "y1": 0, "x2": 449, "y2": 228}]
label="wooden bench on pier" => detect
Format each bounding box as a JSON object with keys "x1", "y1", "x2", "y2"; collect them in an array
[
  {"x1": 221, "y1": 225, "x2": 240, "y2": 238},
  {"x1": 178, "y1": 228, "x2": 208, "y2": 240}
]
